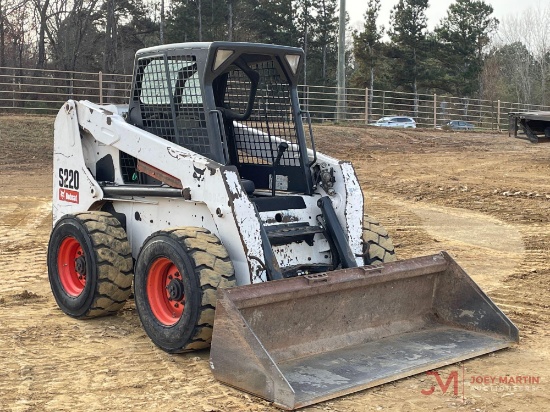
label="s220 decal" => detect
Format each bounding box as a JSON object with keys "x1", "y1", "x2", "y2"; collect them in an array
[
  {"x1": 58, "y1": 168, "x2": 80, "y2": 204},
  {"x1": 58, "y1": 168, "x2": 79, "y2": 190}
]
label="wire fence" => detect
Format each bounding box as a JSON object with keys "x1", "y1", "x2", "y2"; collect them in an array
[
  {"x1": 1, "y1": 66, "x2": 548, "y2": 131},
  {"x1": 298, "y1": 85, "x2": 550, "y2": 131},
  {"x1": 0, "y1": 67, "x2": 131, "y2": 113}
]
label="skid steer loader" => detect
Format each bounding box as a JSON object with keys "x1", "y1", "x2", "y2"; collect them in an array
[{"x1": 47, "y1": 42, "x2": 518, "y2": 409}]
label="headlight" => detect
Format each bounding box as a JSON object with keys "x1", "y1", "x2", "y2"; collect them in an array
[
  {"x1": 284, "y1": 54, "x2": 301, "y2": 75},
  {"x1": 213, "y1": 49, "x2": 234, "y2": 71}
]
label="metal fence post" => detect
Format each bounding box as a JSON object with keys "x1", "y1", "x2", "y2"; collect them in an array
[
  {"x1": 365, "y1": 87, "x2": 369, "y2": 125},
  {"x1": 69, "y1": 72, "x2": 74, "y2": 100},
  {"x1": 99, "y1": 71, "x2": 103, "y2": 105},
  {"x1": 497, "y1": 99, "x2": 501, "y2": 132},
  {"x1": 382, "y1": 91, "x2": 386, "y2": 118},
  {"x1": 433, "y1": 93, "x2": 437, "y2": 128}
]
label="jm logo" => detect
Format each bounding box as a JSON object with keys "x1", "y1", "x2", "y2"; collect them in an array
[{"x1": 421, "y1": 371, "x2": 460, "y2": 396}]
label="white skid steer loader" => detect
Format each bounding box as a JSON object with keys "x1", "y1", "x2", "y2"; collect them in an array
[{"x1": 48, "y1": 42, "x2": 518, "y2": 409}]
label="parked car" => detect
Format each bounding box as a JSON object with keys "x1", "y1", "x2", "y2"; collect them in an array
[
  {"x1": 439, "y1": 120, "x2": 475, "y2": 131},
  {"x1": 370, "y1": 116, "x2": 417, "y2": 128}
]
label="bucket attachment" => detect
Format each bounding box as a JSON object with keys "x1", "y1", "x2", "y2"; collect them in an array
[{"x1": 210, "y1": 252, "x2": 518, "y2": 410}]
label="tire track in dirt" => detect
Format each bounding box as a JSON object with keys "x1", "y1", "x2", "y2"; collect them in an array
[
  {"x1": 488, "y1": 227, "x2": 550, "y2": 345},
  {"x1": 366, "y1": 193, "x2": 525, "y2": 287},
  {"x1": 368, "y1": 192, "x2": 550, "y2": 340}
]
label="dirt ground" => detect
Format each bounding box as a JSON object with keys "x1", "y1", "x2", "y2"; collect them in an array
[{"x1": 0, "y1": 116, "x2": 549, "y2": 411}]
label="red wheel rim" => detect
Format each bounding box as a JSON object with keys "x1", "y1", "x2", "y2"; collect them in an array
[
  {"x1": 57, "y1": 236, "x2": 86, "y2": 297},
  {"x1": 147, "y1": 257, "x2": 185, "y2": 326}
]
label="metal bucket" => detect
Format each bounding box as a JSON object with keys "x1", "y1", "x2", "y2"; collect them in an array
[{"x1": 210, "y1": 252, "x2": 518, "y2": 410}]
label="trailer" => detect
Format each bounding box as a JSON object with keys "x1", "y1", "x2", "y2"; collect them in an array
[{"x1": 509, "y1": 111, "x2": 550, "y2": 143}]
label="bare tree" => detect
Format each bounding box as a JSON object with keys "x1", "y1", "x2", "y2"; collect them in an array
[
  {"x1": 227, "y1": 0, "x2": 233, "y2": 41},
  {"x1": 0, "y1": 0, "x2": 5, "y2": 68},
  {"x1": 1, "y1": 0, "x2": 31, "y2": 68},
  {"x1": 33, "y1": 0, "x2": 50, "y2": 68},
  {"x1": 159, "y1": 0, "x2": 164, "y2": 43},
  {"x1": 197, "y1": 0, "x2": 202, "y2": 41},
  {"x1": 103, "y1": 0, "x2": 116, "y2": 73},
  {"x1": 7, "y1": 0, "x2": 31, "y2": 69},
  {"x1": 530, "y1": 4, "x2": 550, "y2": 105},
  {"x1": 45, "y1": 0, "x2": 100, "y2": 71},
  {"x1": 500, "y1": 3, "x2": 550, "y2": 105}
]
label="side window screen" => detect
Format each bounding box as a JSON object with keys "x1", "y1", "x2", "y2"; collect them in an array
[
  {"x1": 134, "y1": 55, "x2": 211, "y2": 159},
  {"x1": 176, "y1": 71, "x2": 202, "y2": 105},
  {"x1": 140, "y1": 57, "x2": 201, "y2": 105},
  {"x1": 140, "y1": 59, "x2": 166, "y2": 104}
]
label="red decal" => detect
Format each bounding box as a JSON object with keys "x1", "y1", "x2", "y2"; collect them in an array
[{"x1": 59, "y1": 188, "x2": 79, "y2": 204}]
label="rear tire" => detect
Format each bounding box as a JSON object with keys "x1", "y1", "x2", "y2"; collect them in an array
[
  {"x1": 47, "y1": 212, "x2": 133, "y2": 318},
  {"x1": 362, "y1": 215, "x2": 396, "y2": 265},
  {"x1": 134, "y1": 227, "x2": 235, "y2": 353}
]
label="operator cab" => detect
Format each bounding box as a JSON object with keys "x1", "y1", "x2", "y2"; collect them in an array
[{"x1": 127, "y1": 42, "x2": 315, "y2": 196}]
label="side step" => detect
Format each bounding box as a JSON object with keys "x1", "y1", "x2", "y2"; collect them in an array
[
  {"x1": 210, "y1": 252, "x2": 518, "y2": 410},
  {"x1": 264, "y1": 223, "x2": 324, "y2": 246}
]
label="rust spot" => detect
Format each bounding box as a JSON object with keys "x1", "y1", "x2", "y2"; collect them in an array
[{"x1": 138, "y1": 160, "x2": 182, "y2": 188}]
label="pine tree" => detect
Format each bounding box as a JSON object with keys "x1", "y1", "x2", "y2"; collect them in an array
[
  {"x1": 295, "y1": 0, "x2": 317, "y2": 84},
  {"x1": 387, "y1": 0, "x2": 429, "y2": 116},
  {"x1": 352, "y1": 0, "x2": 383, "y2": 120},
  {"x1": 435, "y1": 0, "x2": 498, "y2": 97},
  {"x1": 315, "y1": 0, "x2": 338, "y2": 85}
]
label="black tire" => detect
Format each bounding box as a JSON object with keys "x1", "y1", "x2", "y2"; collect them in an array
[
  {"x1": 47, "y1": 212, "x2": 133, "y2": 319},
  {"x1": 134, "y1": 227, "x2": 235, "y2": 353},
  {"x1": 362, "y1": 215, "x2": 396, "y2": 265}
]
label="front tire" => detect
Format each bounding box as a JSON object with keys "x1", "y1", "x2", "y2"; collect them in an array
[
  {"x1": 134, "y1": 227, "x2": 235, "y2": 353},
  {"x1": 47, "y1": 212, "x2": 133, "y2": 318},
  {"x1": 362, "y1": 215, "x2": 396, "y2": 265}
]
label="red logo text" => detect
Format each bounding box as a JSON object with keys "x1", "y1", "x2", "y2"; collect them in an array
[{"x1": 59, "y1": 188, "x2": 79, "y2": 204}]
